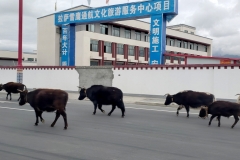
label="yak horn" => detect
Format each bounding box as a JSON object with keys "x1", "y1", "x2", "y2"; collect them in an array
[
  {"x1": 17, "y1": 89, "x2": 23, "y2": 92},
  {"x1": 164, "y1": 93, "x2": 170, "y2": 97}
]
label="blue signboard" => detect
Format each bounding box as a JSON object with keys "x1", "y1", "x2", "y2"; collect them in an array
[
  {"x1": 55, "y1": 0, "x2": 178, "y2": 65},
  {"x1": 149, "y1": 14, "x2": 166, "y2": 65},
  {"x1": 55, "y1": 0, "x2": 177, "y2": 26},
  {"x1": 61, "y1": 25, "x2": 69, "y2": 66}
]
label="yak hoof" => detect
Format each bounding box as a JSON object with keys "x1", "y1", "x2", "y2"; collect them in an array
[
  {"x1": 41, "y1": 119, "x2": 45, "y2": 123},
  {"x1": 102, "y1": 110, "x2": 105, "y2": 113},
  {"x1": 108, "y1": 114, "x2": 111, "y2": 116},
  {"x1": 64, "y1": 127, "x2": 67, "y2": 130},
  {"x1": 35, "y1": 123, "x2": 38, "y2": 126}
]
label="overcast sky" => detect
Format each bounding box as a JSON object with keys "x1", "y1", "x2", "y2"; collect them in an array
[{"x1": 0, "y1": 0, "x2": 239, "y2": 56}]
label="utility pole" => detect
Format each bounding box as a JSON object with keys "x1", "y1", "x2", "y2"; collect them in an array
[{"x1": 17, "y1": 0, "x2": 23, "y2": 83}]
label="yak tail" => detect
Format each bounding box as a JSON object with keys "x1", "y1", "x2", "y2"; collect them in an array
[
  {"x1": 212, "y1": 94, "x2": 216, "y2": 102},
  {"x1": 64, "y1": 94, "x2": 69, "y2": 110}
]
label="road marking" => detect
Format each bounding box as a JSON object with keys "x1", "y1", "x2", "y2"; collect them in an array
[
  {"x1": 126, "y1": 107, "x2": 199, "y2": 115},
  {"x1": 0, "y1": 100, "x2": 70, "y2": 104},
  {"x1": 0, "y1": 106, "x2": 33, "y2": 112},
  {"x1": 0, "y1": 105, "x2": 197, "y2": 114}
]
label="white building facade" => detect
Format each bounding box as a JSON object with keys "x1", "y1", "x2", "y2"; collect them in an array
[
  {"x1": 0, "y1": 50, "x2": 37, "y2": 66},
  {"x1": 37, "y1": 5, "x2": 212, "y2": 66}
]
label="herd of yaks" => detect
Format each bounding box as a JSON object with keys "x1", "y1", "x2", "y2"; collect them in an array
[{"x1": 0, "y1": 82, "x2": 240, "y2": 130}]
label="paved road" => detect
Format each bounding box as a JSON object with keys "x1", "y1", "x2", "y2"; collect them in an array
[{"x1": 0, "y1": 94, "x2": 240, "y2": 160}]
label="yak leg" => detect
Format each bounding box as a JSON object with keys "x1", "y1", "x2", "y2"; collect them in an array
[
  {"x1": 108, "y1": 105, "x2": 116, "y2": 116},
  {"x1": 6, "y1": 93, "x2": 10, "y2": 100},
  {"x1": 231, "y1": 115, "x2": 239, "y2": 129},
  {"x1": 60, "y1": 110, "x2": 68, "y2": 130},
  {"x1": 118, "y1": 101, "x2": 125, "y2": 118},
  {"x1": 9, "y1": 93, "x2": 12, "y2": 101},
  {"x1": 185, "y1": 105, "x2": 190, "y2": 118},
  {"x1": 51, "y1": 110, "x2": 60, "y2": 128},
  {"x1": 34, "y1": 110, "x2": 40, "y2": 126},
  {"x1": 217, "y1": 116, "x2": 221, "y2": 127},
  {"x1": 39, "y1": 111, "x2": 45, "y2": 123},
  {"x1": 98, "y1": 104, "x2": 105, "y2": 113},
  {"x1": 18, "y1": 95, "x2": 21, "y2": 101},
  {"x1": 176, "y1": 105, "x2": 184, "y2": 116},
  {"x1": 93, "y1": 101, "x2": 98, "y2": 115},
  {"x1": 208, "y1": 115, "x2": 217, "y2": 126}
]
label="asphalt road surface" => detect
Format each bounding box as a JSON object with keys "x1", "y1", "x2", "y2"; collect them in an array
[{"x1": 0, "y1": 93, "x2": 240, "y2": 160}]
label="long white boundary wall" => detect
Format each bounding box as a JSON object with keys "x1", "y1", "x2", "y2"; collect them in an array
[
  {"x1": 1, "y1": 65, "x2": 240, "y2": 100},
  {"x1": 112, "y1": 66, "x2": 240, "y2": 100},
  {"x1": 0, "y1": 67, "x2": 79, "y2": 92}
]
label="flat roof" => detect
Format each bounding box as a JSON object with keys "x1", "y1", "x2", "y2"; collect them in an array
[
  {"x1": 0, "y1": 50, "x2": 36, "y2": 55},
  {"x1": 167, "y1": 24, "x2": 196, "y2": 30},
  {"x1": 164, "y1": 53, "x2": 240, "y2": 61}
]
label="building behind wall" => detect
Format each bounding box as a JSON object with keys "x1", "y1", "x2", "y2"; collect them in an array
[
  {"x1": 37, "y1": 5, "x2": 212, "y2": 66},
  {"x1": 0, "y1": 50, "x2": 37, "y2": 66}
]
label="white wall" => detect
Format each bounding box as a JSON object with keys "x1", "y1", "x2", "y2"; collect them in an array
[
  {"x1": 0, "y1": 68, "x2": 79, "y2": 92},
  {"x1": 0, "y1": 69, "x2": 17, "y2": 84},
  {"x1": 112, "y1": 66, "x2": 240, "y2": 100}
]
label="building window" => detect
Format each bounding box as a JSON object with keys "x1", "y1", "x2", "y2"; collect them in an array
[
  {"x1": 104, "y1": 61, "x2": 112, "y2": 66},
  {"x1": 170, "y1": 39, "x2": 174, "y2": 46},
  {"x1": 90, "y1": 60, "x2": 99, "y2": 66},
  {"x1": 117, "y1": 44, "x2": 124, "y2": 55},
  {"x1": 125, "y1": 29, "x2": 131, "y2": 39},
  {"x1": 128, "y1": 62, "x2": 135, "y2": 65},
  {"x1": 189, "y1": 43, "x2": 193, "y2": 50},
  {"x1": 139, "y1": 47, "x2": 144, "y2": 57},
  {"x1": 100, "y1": 24, "x2": 108, "y2": 35},
  {"x1": 176, "y1": 40, "x2": 182, "y2": 48},
  {"x1": 86, "y1": 24, "x2": 94, "y2": 32},
  {"x1": 135, "y1": 31, "x2": 141, "y2": 41},
  {"x1": 90, "y1": 39, "x2": 98, "y2": 52},
  {"x1": 128, "y1": 45, "x2": 134, "y2": 56},
  {"x1": 116, "y1": 62, "x2": 124, "y2": 65},
  {"x1": 104, "y1": 42, "x2": 112, "y2": 53},
  {"x1": 191, "y1": 32, "x2": 194, "y2": 34},
  {"x1": 144, "y1": 34, "x2": 150, "y2": 42},
  {"x1": 113, "y1": 26, "x2": 120, "y2": 37},
  {"x1": 196, "y1": 45, "x2": 199, "y2": 51},
  {"x1": 35, "y1": 58, "x2": 37, "y2": 61},
  {"x1": 183, "y1": 42, "x2": 187, "y2": 49},
  {"x1": 27, "y1": 58, "x2": 34, "y2": 61},
  {"x1": 165, "y1": 56, "x2": 170, "y2": 60},
  {"x1": 184, "y1": 30, "x2": 188, "y2": 33},
  {"x1": 204, "y1": 46, "x2": 207, "y2": 52}
]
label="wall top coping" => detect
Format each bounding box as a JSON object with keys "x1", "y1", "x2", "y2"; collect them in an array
[
  {"x1": 0, "y1": 66, "x2": 75, "y2": 70},
  {"x1": 75, "y1": 66, "x2": 113, "y2": 69},
  {"x1": 1, "y1": 64, "x2": 240, "y2": 70},
  {"x1": 113, "y1": 64, "x2": 240, "y2": 70}
]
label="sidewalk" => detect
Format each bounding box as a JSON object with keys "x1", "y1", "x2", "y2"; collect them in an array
[
  {"x1": 1, "y1": 90, "x2": 237, "y2": 107},
  {"x1": 67, "y1": 92, "x2": 177, "y2": 107}
]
